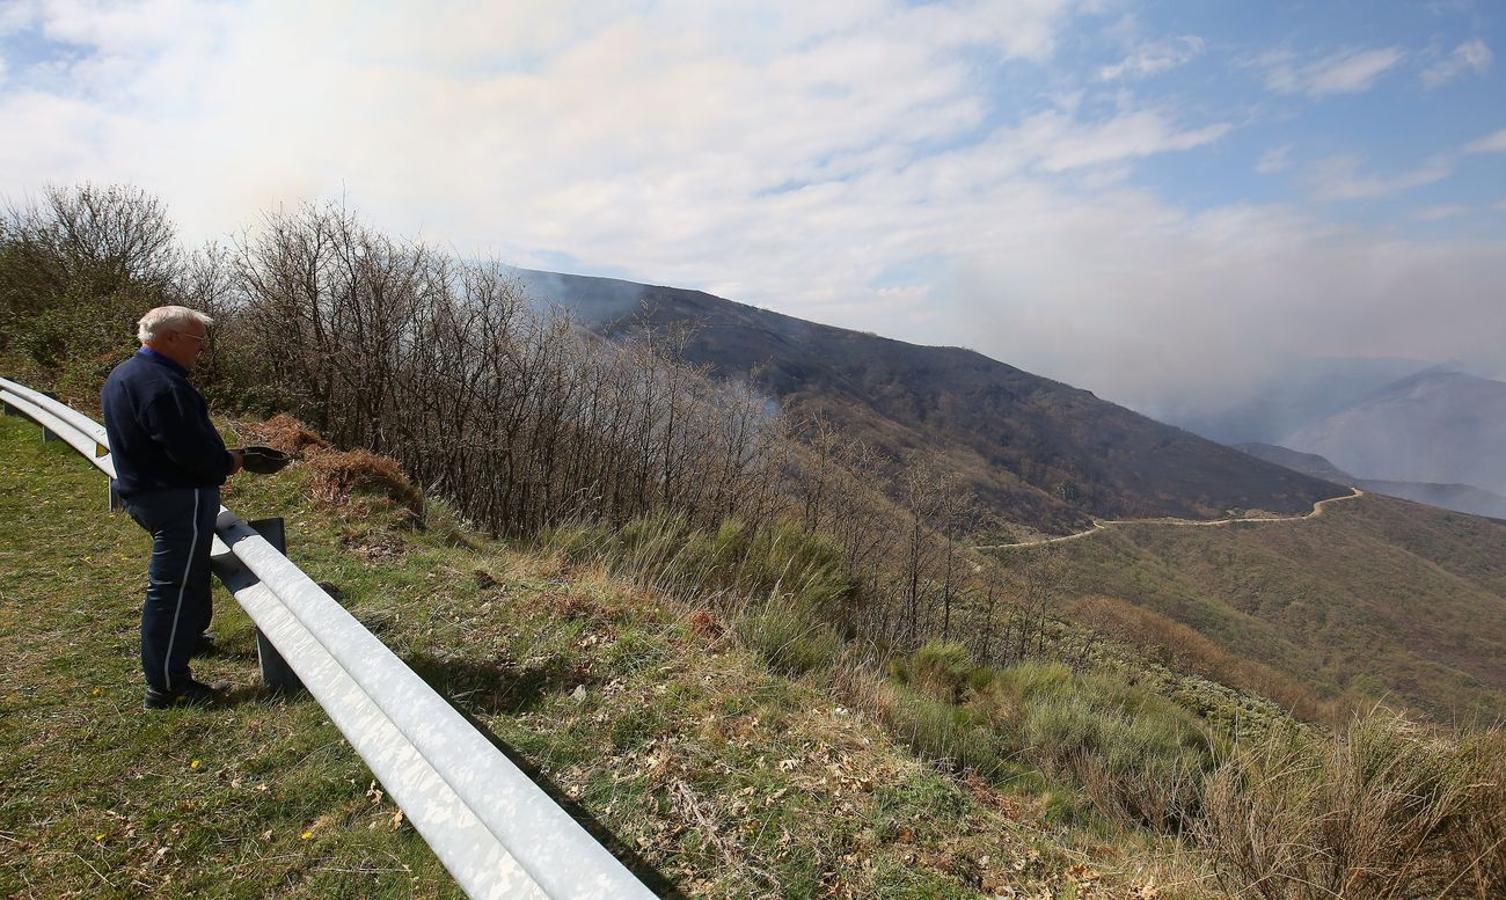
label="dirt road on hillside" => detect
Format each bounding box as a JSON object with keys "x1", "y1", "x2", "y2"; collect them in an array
[{"x1": 974, "y1": 488, "x2": 1366, "y2": 551}]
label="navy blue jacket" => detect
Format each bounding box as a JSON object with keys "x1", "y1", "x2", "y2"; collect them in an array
[{"x1": 101, "y1": 349, "x2": 234, "y2": 498}]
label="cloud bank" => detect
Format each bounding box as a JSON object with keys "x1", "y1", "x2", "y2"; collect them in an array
[{"x1": 1, "y1": 0, "x2": 1502, "y2": 421}]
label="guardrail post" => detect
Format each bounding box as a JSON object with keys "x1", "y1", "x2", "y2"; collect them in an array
[
  {"x1": 247, "y1": 516, "x2": 305, "y2": 695},
  {"x1": 108, "y1": 479, "x2": 122, "y2": 512},
  {"x1": 1, "y1": 399, "x2": 16, "y2": 416},
  {"x1": 38, "y1": 390, "x2": 61, "y2": 442}
]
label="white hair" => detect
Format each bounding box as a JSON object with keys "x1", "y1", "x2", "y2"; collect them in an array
[{"x1": 137, "y1": 305, "x2": 214, "y2": 344}]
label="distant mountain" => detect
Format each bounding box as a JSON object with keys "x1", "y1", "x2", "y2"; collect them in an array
[
  {"x1": 1355, "y1": 481, "x2": 1506, "y2": 521},
  {"x1": 1151, "y1": 357, "x2": 1428, "y2": 445},
  {"x1": 517, "y1": 268, "x2": 1345, "y2": 534},
  {"x1": 1233, "y1": 443, "x2": 1355, "y2": 484},
  {"x1": 1285, "y1": 370, "x2": 1506, "y2": 496},
  {"x1": 1236, "y1": 442, "x2": 1506, "y2": 520}
]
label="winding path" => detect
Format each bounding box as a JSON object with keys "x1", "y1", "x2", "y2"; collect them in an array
[{"x1": 973, "y1": 488, "x2": 1366, "y2": 551}]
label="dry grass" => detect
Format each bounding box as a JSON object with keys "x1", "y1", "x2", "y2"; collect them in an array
[
  {"x1": 239, "y1": 413, "x2": 332, "y2": 456},
  {"x1": 239, "y1": 414, "x2": 425, "y2": 520},
  {"x1": 304, "y1": 449, "x2": 425, "y2": 522},
  {"x1": 1198, "y1": 709, "x2": 1506, "y2": 899}
]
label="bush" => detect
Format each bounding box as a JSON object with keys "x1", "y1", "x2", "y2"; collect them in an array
[
  {"x1": 984, "y1": 661, "x2": 1215, "y2": 830},
  {"x1": 898, "y1": 640, "x2": 984, "y2": 704},
  {"x1": 539, "y1": 515, "x2": 855, "y2": 679},
  {"x1": 1198, "y1": 709, "x2": 1506, "y2": 898},
  {"x1": 847, "y1": 672, "x2": 1005, "y2": 777},
  {"x1": 735, "y1": 598, "x2": 842, "y2": 677},
  {"x1": 1015, "y1": 692, "x2": 1206, "y2": 829},
  {"x1": 1, "y1": 184, "x2": 181, "y2": 380},
  {"x1": 543, "y1": 515, "x2": 858, "y2": 626}
]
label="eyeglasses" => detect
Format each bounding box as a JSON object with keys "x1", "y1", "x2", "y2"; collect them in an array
[{"x1": 174, "y1": 330, "x2": 208, "y2": 344}]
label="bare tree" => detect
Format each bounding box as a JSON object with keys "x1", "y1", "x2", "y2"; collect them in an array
[{"x1": 1, "y1": 183, "x2": 182, "y2": 367}]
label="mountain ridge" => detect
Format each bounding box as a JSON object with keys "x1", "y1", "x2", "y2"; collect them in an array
[{"x1": 517, "y1": 267, "x2": 1346, "y2": 535}]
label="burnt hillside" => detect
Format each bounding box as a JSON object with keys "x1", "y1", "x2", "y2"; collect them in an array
[{"x1": 518, "y1": 268, "x2": 1345, "y2": 534}]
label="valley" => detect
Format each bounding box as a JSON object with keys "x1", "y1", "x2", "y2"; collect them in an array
[{"x1": 1041, "y1": 492, "x2": 1506, "y2": 722}]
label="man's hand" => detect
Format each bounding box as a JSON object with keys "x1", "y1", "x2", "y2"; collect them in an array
[{"x1": 229, "y1": 450, "x2": 244, "y2": 475}]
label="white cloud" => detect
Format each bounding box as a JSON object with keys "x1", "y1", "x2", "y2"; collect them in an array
[
  {"x1": 40, "y1": 0, "x2": 221, "y2": 49},
  {"x1": 1421, "y1": 38, "x2": 1492, "y2": 87},
  {"x1": 1009, "y1": 109, "x2": 1232, "y2": 173},
  {"x1": 1256, "y1": 143, "x2": 1292, "y2": 174},
  {"x1": 1098, "y1": 35, "x2": 1205, "y2": 80},
  {"x1": 1305, "y1": 155, "x2": 1453, "y2": 201},
  {"x1": 0, "y1": 0, "x2": 1501, "y2": 416},
  {"x1": 1265, "y1": 46, "x2": 1406, "y2": 97},
  {"x1": 1414, "y1": 204, "x2": 1470, "y2": 221},
  {"x1": 1299, "y1": 127, "x2": 1506, "y2": 204},
  {"x1": 973, "y1": 0, "x2": 1080, "y2": 62},
  {"x1": 1465, "y1": 127, "x2": 1506, "y2": 153},
  {"x1": 0, "y1": 0, "x2": 38, "y2": 35}
]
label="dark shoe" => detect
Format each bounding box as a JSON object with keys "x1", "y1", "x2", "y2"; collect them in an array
[{"x1": 144, "y1": 678, "x2": 227, "y2": 710}]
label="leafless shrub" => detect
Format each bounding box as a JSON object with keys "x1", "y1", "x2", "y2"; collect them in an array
[
  {"x1": 0, "y1": 184, "x2": 184, "y2": 392},
  {"x1": 225, "y1": 201, "x2": 790, "y2": 542}
]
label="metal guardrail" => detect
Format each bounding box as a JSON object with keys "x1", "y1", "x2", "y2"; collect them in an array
[{"x1": 0, "y1": 376, "x2": 655, "y2": 900}]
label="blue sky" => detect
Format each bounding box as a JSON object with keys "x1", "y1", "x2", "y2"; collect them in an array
[
  {"x1": 1120, "y1": 2, "x2": 1502, "y2": 222},
  {"x1": 1, "y1": 0, "x2": 1502, "y2": 414}
]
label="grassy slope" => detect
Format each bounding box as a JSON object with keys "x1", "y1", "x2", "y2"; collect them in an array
[
  {"x1": 1050, "y1": 493, "x2": 1506, "y2": 722},
  {"x1": 0, "y1": 415, "x2": 1189, "y2": 898}
]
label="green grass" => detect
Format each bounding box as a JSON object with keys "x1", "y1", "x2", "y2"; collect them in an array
[
  {"x1": 0, "y1": 416, "x2": 459, "y2": 898},
  {"x1": 0, "y1": 414, "x2": 1196, "y2": 897},
  {"x1": 863, "y1": 650, "x2": 1217, "y2": 834}
]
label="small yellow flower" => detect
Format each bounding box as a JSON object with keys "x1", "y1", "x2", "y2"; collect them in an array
[
  {"x1": 94, "y1": 833, "x2": 105, "y2": 842},
  {"x1": 190, "y1": 759, "x2": 201, "y2": 770},
  {"x1": 300, "y1": 829, "x2": 314, "y2": 840},
  {"x1": 91, "y1": 688, "x2": 101, "y2": 697}
]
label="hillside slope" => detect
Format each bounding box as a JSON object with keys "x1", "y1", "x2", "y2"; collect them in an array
[
  {"x1": 519, "y1": 269, "x2": 1345, "y2": 534},
  {"x1": 1355, "y1": 480, "x2": 1506, "y2": 521},
  {"x1": 1042, "y1": 492, "x2": 1506, "y2": 721},
  {"x1": 1233, "y1": 442, "x2": 1356, "y2": 484},
  {"x1": 0, "y1": 414, "x2": 1186, "y2": 898}
]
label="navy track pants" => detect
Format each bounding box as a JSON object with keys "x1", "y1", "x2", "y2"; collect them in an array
[{"x1": 122, "y1": 486, "x2": 218, "y2": 693}]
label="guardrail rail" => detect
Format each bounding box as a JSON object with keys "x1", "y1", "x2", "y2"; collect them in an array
[{"x1": 0, "y1": 375, "x2": 655, "y2": 900}]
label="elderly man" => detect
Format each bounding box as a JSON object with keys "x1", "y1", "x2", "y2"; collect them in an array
[{"x1": 102, "y1": 305, "x2": 243, "y2": 709}]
